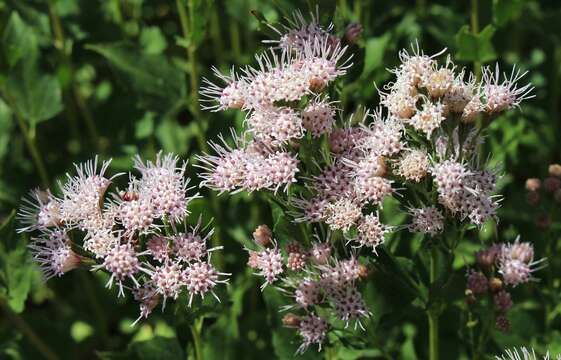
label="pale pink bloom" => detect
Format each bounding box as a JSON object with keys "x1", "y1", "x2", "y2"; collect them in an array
[
  {"x1": 324, "y1": 198, "x2": 362, "y2": 232},
  {"x1": 393, "y1": 42, "x2": 446, "y2": 88},
  {"x1": 310, "y1": 242, "x2": 331, "y2": 265},
  {"x1": 28, "y1": 231, "x2": 81, "y2": 279},
  {"x1": 292, "y1": 196, "x2": 329, "y2": 223},
  {"x1": 354, "y1": 176, "x2": 393, "y2": 205},
  {"x1": 498, "y1": 237, "x2": 545, "y2": 287},
  {"x1": 132, "y1": 285, "x2": 160, "y2": 326},
  {"x1": 407, "y1": 206, "x2": 444, "y2": 236},
  {"x1": 494, "y1": 290, "x2": 513, "y2": 313},
  {"x1": 294, "y1": 278, "x2": 322, "y2": 308},
  {"x1": 200, "y1": 67, "x2": 247, "y2": 111},
  {"x1": 146, "y1": 236, "x2": 170, "y2": 262},
  {"x1": 328, "y1": 127, "x2": 365, "y2": 155},
  {"x1": 431, "y1": 160, "x2": 471, "y2": 196},
  {"x1": 311, "y1": 162, "x2": 354, "y2": 201},
  {"x1": 267, "y1": 10, "x2": 334, "y2": 53},
  {"x1": 408, "y1": 100, "x2": 446, "y2": 138},
  {"x1": 184, "y1": 261, "x2": 229, "y2": 306},
  {"x1": 482, "y1": 63, "x2": 534, "y2": 113},
  {"x1": 301, "y1": 97, "x2": 336, "y2": 137},
  {"x1": 17, "y1": 189, "x2": 61, "y2": 233},
  {"x1": 296, "y1": 314, "x2": 328, "y2": 354},
  {"x1": 420, "y1": 55, "x2": 456, "y2": 98},
  {"x1": 265, "y1": 151, "x2": 300, "y2": 192},
  {"x1": 247, "y1": 107, "x2": 304, "y2": 145},
  {"x1": 331, "y1": 286, "x2": 370, "y2": 330},
  {"x1": 83, "y1": 229, "x2": 120, "y2": 259},
  {"x1": 359, "y1": 110, "x2": 404, "y2": 156},
  {"x1": 354, "y1": 213, "x2": 389, "y2": 253},
  {"x1": 467, "y1": 271, "x2": 488, "y2": 295},
  {"x1": 151, "y1": 261, "x2": 186, "y2": 307},
  {"x1": 444, "y1": 70, "x2": 478, "y2": 113},
  {"x1": 255, "y1": 247, "x2": 284, "y2": 289}
]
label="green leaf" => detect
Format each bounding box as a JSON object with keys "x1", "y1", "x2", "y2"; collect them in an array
[
  {"x1": 186, "y1": 0, "x2": 212, "y2": 46},
  {"x1": 2, "y1": 12, "x2": 38, "y2": 68},
  {"x1": 363, "y1": 33, "x2": 391, "y2": 75},
  {"x1": 129, "y1": 336, "x2": 184, "y2": 360},
  {"x1": 3, "y1": 58, "x2": 63, "y2": 126},
  {"x1": 493, "y1": 0, "x2": 524, "y2": 27},
  {"x1": 0, "y1": 212, "x2": 34, "y2": 313},
  {"x1": 0, "y1": 99, "x2": 14, "y2": 163},
  {"x1": 140, "y1": 26, "x2": 168, "y2": 55},
  {"x1": 135, "y1": 112, "x2": 155, "y2": 139},
  {"x1": 455, "y1": 25, "x2": 497, "y2": 63},
  {"x1": 86, "y1": 42, "x2": 186, "y2": 114}
]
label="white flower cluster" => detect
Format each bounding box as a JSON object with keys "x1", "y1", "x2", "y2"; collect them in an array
[{"x1": 18, "y1": 153, "x2": 229, "y2": 324}]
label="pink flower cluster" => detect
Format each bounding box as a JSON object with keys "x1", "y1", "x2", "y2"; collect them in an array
[
  {"x1": 466, "y1": 239, "x2": 545, "y2": 332},
  {"x1": 247, "y1": 225, "x2": 370, "y2": 353},
  {"x1": 18, "y1": 153, "x2": 229, "y2": 324}
]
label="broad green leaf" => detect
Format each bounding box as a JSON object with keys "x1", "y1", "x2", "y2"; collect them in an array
[
  {"x1": 493, "y1": 0, "x2": 524, "y2": 27},
  {"x1": 140, "y1": 26, "x2": 168, "y2": 55},
  {"x1": 135, "y1": 112, "x2": 155, "y2": 139},
  {"x1": 129, "y1": 336, "x2": 184, "y2": 360},
  {"x1": 363, "y1": 33, "x2": 391, "y2": 75},
  {"x1": 455, "y1": 25, "x2": 497, "y2": 63},
  {"x1": 2, "y1": 12, "x2": 38, "y2": 67},
  {"x1": 3, "y1": 58, "x2": 63, "y2": 126},
  {"x1": 86, "y1": 42, "x2": 186, "y2": 114},
  {"x1": 0, "y1": 212, "x2": 34, "y2": 313}
]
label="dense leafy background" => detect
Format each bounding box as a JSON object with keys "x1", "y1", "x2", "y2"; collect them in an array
[{"x1": 0, "y1": 0, "x2": 560, "y2": 359}]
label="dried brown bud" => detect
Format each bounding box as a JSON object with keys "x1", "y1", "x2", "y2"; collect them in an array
[
  {"x1": 543, "y1": 177, "x2": 561, "y2": 193},
  {"x1": 535, "y1": 214, "x2": 551, "y2": 230},
  {"x1": 488, "y1": 277, "x2": 503, "y2": 293},
  {"x1": 253, "y1": 225, "x2": 272, "y2": 247},
  {"x1": 282, "y1": 313, "x2": 301, "y2": 327},
  {"x1": 358, "y1": 264, "x2": 369, "y2": 280},
  {"x1": 525, "y1": 178, "x2": 541, "y2": 192},
  {"x1": 526, "y1": 191, "x2": 540, "y2": 206},
  {"x1": 344, "y1": 23, "x2": 363, "y2": 44},
  {"x1": 465, "y1": 289, "x2": 476, "y2": 305},
  {"x1": 548, "y1": 163, "x2": 561, "y2": 178}
]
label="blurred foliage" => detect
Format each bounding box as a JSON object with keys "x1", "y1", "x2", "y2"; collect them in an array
[{"x1": 0, "y1": 0, "x2": 560, "y2": 359}]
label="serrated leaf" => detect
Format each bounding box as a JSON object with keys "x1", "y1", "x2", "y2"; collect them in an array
[
  {"x1": 0, "y1": 212, "x2": 34, "y2": 313},
  {"x1": 86, "y1": 42, "x2": 186, "y2": 114},
  {"x1": 2, "y1": 12, "x2": 38, "y2": 68},
  {"x1": 3, "y1": 58, "x2": 63, "y2": 126},
  {"x1": 455, "y1": 25, "x2": 497, "y2": 63}
]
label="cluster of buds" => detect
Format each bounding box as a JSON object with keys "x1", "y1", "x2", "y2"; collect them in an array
[
  {"x1": 18, "y1": 153, "x2": 229, "y2": 324},
  {"x1": 199, "y1": 9, "x2": 534, "y2": 354},
  {"x1": 466, "y1": 238, "x2": 545, "y2": 332},
  {"x1": 247, "y1": 226, "x2": 370, "y2": 353},
  {"x1": 525, "y1": 163, "x2": 561, "y2": 229}
]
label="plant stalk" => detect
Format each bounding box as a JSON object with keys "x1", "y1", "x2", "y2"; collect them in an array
[
  {"x1": 14, "y1": 110, "x2": 50, "y2": 189},
  {"x1": 190, "y1": 317, "x2": 203, "y2": 360},
  {"x1": 471, "y1": 0, "x2": 481, "y2": 79},
  {"x1": 428, "y1": 246, "x2": 439, "y2": 360}
]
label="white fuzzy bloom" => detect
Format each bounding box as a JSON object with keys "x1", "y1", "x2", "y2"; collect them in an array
[
  {"x1": 498, "y1": 237, "x2": 545, "y2": 287},
  {"x1": 408, "y1": 100, "x2": 446, "y2": 138},
  {"x1": 83, "y1": 229, "x2": 120, "y2": 259},
  {"x1": 28, "y1": 231, "x2": 81, "y2": 279},
  {"x1": 247, "y1": 107, "x2": 304, "y2": 146},
  {"x1": 301, "y1": 97, "x2": 336, "y2": 137},
  {"x1": 17, "y1": 189, "x2": 61, "y2": 233},
  {"x1": 255, "y1": 247, "x2": 284, "y2": 289},
  {"x1": 200, "y1": 67, "x2": 248, "y2": 111},
  {"x1": 184, "y1": 261, "x2": 229, "y2": 306},
  {"x1": 359, "y1": 111, "x2": 404, "y2": 156},
  {"x1": 354, "y1": 213, "x2": 389, "y2": 253},
  {"x1": 324, "y1": 198, "x2": 362, "y2": 232},
  {"x1": 296, "y1": 314, "x2": 328, "y2": 354},
  {"x1": 396, "y1": 149, "x2": 429, "y2": 182},
  {"x1": 420, "y1": 56, "x2": 456, "y2": 98},
  {"x1": 294, "y1": 278, "x2": 322, "y2": 308}
]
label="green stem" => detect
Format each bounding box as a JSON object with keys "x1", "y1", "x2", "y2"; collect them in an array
[
  {"x1": 190, "y1": 317, "x2": 203, "y2": 360},
  {"x1": 0, "y1": 301, "x2": 60, "y2": 360},
  {"x1": 15, "y1": 110, "x2": 50, "y2": 189},
  {"x1": 428, "y1": 247, "x2": 439, "y2": 360},
  {"x1": 470, "y1": 0, "x2": 481, "y2": 79},
  {"x1": 47, "y1": 0, "x2": 101, "y2": 152}
]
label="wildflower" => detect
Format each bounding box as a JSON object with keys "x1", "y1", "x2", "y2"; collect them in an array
[
  {"x1": 294, "y1": 278, "x2": 322, "y2": 308},
  {"x1": 146, "y1": 236, "x2": 170, "y2": 262},
  {"x1": 254, "y1": 247, "x2": 284, "y2": 289},
  {"x1": 549, "y1": 164, "x2": 561, "y2": 178},
  {"x1": 331, "y1": 286, "x2": 370, "y2": 329},
  {"x1": 494, "y1": 290, "x2": 513, "y2": 313},
  {"x1": 287, "y1": 251, "x2": 308, "y2": 271},
  {"x1": 301, "y1": 97, "x2": 336, "y2": 137},
  {"x1": 498, "y1": 238, "x2": 545, "y2": 287},
  {"x1": 83, "y1": 229, "x2": 120, "y2": 259},
  {"x1": 324, "y1": 198, "x2": 362, "y2": 232},
  {"x1": 151, "y1": 261, "x2": 186, "y2": 307},
  {"x1": 409, "y1": 100, "x2": 446, "y2": 138},
  {"x1": 17, "y1": 189, "x2": 61, "y2": 233},
  {"x1": 200, "y1": 67, "x2": 248, "y2": 111},
  {"x1": 132, "y1": 285, "x2": 160, "y2": 326},
  {"x1": 29, "y1": 232, "x2": 81, "y2": 279},
  {"x1": 467, "y1": 271, "x2": 488, "y2": 295},
  {"x1": 395, "y1": 149, "x2": 429, "y2": 182},
  {"x1": 173, "y1": 230, "x2": 209, "y2": 263},
  {"x1": 184, "y1": 261, "x2": 229, "y2": 306},
  {"x1": 359, "y1": 111, "x2": 404, "y2": 156},
  {"x1": 543, "y1": 177, "x2": 561, "y2": 193},
  {"x1": 296, "y1": 314, "x2": 328, "y2": 354},
  {"x1": 310, "y1": 242, "x2": 331, "y2": 265},
  {"x1": 354, "y1": 213, "x2": 389, "y2": 253},
  {"x1": 292, "y1": 197, "x2": 328, "y2": 223},
  {"x1": 525, "y1": 178, "x2": 541, "y2": 192},
  {"x1": 354, "y1": 176, "x2": 393, "y2": 205},
  {"x1": 407, "y1": 206, "x2": 444, "y2": 236},
  {"x1": 344, "y1": 23, "x2": 363, "y2": 44},
  {"x1": 495, "y1": 315, "x2": 511, "y2": 332},
  {"x1": 482, "y1": 63, "x2": 534, "y2": 113}
]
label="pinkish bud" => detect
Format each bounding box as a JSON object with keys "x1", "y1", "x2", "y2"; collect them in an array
[
  {"x1": 344, "y1": 23, "x2": 363, "y2": 44},
  {"x1": 494, "y1": 290, "x2": 513, "y2": 313},
  {"x1": 495, "y1": 315, "x2": 511, "y2": 332},
  {"x1": 467, "y1": 271, "x2": 488, "y2": 295},
  {"x1": 525, "y1": 178, "x2": 541, "y2": 192},
  {"x1": 548, "y1": 163, "x2": 561, "y2": 178},
  {"x1": 526, "y1": 191, "x2": 540, "y2": 206},
  {"x1": 543, "y1": 177, "x2": 561, "y2": 192}
]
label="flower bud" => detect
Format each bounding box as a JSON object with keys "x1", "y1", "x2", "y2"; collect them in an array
[
  {"x1": 358, "y1": 264, "x2": 369, "y2": 280},
  {"x1": 476, "y1": 245, "x2": 500, "y2": 270},
  {"x1": 467, "y1": 271, "x2": 488, "y2": 295},
  {"x1": 344, "y1": 23, "x2": 363, "y2": 44},
  {"x1": 543, "y1": 177, "x2": 561, "y2": 193},
  {"x1": 253, "y1": 225, "x2": 272, "y2": 247},
  {"x1": 495, "y1": 315, "x2": 511, "y2": 332},
  {"x1": 494, "y1": 290, "x2": 513, "y2": 313},
  {"x1": 465, "y1": 289, "x2": 476, "y2": 305},
  {"x1": 282, "y1": 313, "x2": 301, "y2": 327},
  {"x1": 548, "y1": 163, "x2": 561, "y2": 178},
  {"x1": 525, "y1": 178, "x2": 541, "y2": 192},
  {"x1": 526, "y1": 191, "x2": 540, "y2": 206},
  {"x1": 247, "y1": 250, "x2": 260, "y2": 268},
  {"x1": 488, "y1": 277, "x2": 503, "y2": 293}
]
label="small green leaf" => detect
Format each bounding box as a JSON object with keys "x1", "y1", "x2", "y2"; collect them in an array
[
  {"x1": 455, "y1": 25, "x2": 497, "y2": 63},
  {"x1": 140, "y1": 26, "x2": 168, "y2": 55},
  {"x1": 363, "y1": 33, "x2": 391, "y2": 75},
  {"x1": 2, "y1": 12, "x2": 38, "y2": 67},
  {"x1": 493, "y1": 0, "x2": 524, "y2": 27},
  {"x1": 3, "y1": 58, "x2": 63, "y2": 126},
  {"x1": 0, "y1": 212, "x2": 34, "y2": 313},
  {"x1": 86, "y1": 42, "x2": 186, "y2": 114},
  {"x1": 135, "y1": 112, "x2": 155, "y2": 139}
]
